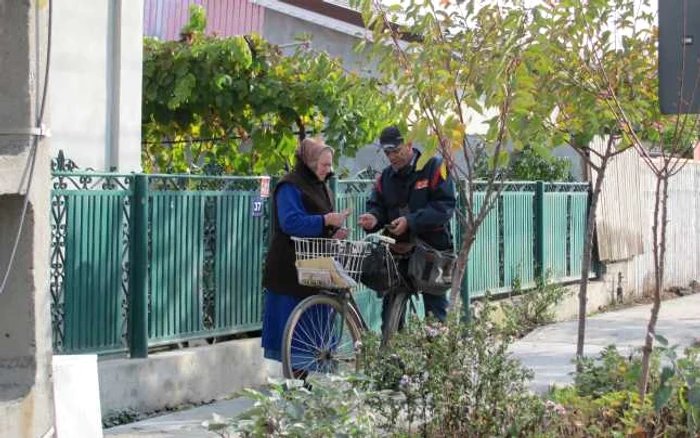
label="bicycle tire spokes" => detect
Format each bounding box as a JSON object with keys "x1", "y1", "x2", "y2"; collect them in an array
[{"x1": 289, "y1": 302, "x2": 357, "y2": 375}]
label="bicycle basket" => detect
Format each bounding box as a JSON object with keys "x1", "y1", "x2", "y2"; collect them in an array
[{"x1": 292, "y1": 237, "x2": 375, "y2": 290}]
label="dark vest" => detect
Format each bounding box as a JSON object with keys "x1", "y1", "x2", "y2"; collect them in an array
[{"x1": 262, "y1": 163, "x2": 335, "y2": 298}]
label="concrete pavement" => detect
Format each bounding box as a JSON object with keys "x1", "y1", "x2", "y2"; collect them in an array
[
  {"x1": 511, "y1": 293, "x2": 700, "y2": 393},
  {"x1": 105, "y1": 294, "x2": 700, "y2": 437}
]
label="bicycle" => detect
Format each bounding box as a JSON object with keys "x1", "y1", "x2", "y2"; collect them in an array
[{"x1": 280, "y1": 234, "x2": 420, "y2": 379}]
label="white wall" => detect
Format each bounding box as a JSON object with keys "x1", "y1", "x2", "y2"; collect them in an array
[
  {"x1": 262, "y1": 10, "x2": 370, "y2": 72},
  {"x1": 50, "y1": 0, "x2": 143, "y2": 172}
]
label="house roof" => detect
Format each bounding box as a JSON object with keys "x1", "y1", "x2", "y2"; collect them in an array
[{"x1": 254, "y1": 0, "x2": 369, "y2": 38}]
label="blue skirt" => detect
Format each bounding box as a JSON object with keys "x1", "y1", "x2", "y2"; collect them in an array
[
  {"x1": 261, "y1": 289, "x2": 302, "y2": 362},
  {"x1": 261, "y1": 288, "x2": 335, "y2": 371}
]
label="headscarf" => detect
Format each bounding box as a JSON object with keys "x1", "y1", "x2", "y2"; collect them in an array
[{"x1": 296, "y1": 137, "x2": 333, "y2": 170}]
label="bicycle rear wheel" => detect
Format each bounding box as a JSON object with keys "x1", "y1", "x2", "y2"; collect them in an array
[
  {"x1": 381, "y1": 292, "x2": 420, "y2": 347},
  {"x1": 281, "y1": 294, "x2": 362, "y2": 379}
]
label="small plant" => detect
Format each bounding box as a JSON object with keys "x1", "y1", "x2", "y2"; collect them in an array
[
  {"x1": 573, "y1": 345, "x2": 649, "y2": 398},
  {"x1": 205, "y1": 375, "x2": 385, "y2": 438},
  {"x1": 102, "y1": 408, "x2": 142, "y2": 429},
  {"x1": 544, "y1": 343, "x2": 700, "y2": 437},
  {"x1": 652, "y1": 338, "x2": 700, "y2": 436},
  {"x1": 546, "y1": 388, "x2": 656, "y2": 437},
  {"x1": 501, "y1": 274, "x2": 569, "y2": 338}
]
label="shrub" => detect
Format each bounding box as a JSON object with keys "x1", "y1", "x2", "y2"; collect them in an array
[
  {"x1": 359, "y1": 300, "x2": 547, "y2": 437},
  {"x1": 573, "y1": 345, "x2": 650, "y2": 398},
  {"x1": 500, "y1": 275, "x2": 569, "y2": 338},
  {"x1": 205, "y1": 375, "x2": 385, "y2": 438},
  {"x1": 545, "y1": 344, "x2": 700, "y2": 437}
]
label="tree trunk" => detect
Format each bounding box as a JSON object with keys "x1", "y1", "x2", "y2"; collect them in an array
[
  {"x1": 449, "y1": 229, "x2": 475, "y2": 316},
  {"x1": 638, "y1": 175, "x2": 668, "y2": 401},
  {"x1": 575, "y1": 157, "x2": 608, "y2": 370}
]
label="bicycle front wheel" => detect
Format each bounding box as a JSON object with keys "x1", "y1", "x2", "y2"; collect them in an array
[{"x1": 281, "y1": 294, "x2": 362, "y2": 379}]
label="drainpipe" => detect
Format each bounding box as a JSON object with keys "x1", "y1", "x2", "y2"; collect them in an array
[{"x1": 107, "y1": 0, "x2": 122, "y2": 171}]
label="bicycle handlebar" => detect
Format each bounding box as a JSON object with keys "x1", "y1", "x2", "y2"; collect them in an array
[
  {"x1": 376, "y1": 234, "x2": 396, "y2": 245},
  {"x1": 363, "y1": 233, "x2": 396, "y2": 245}
]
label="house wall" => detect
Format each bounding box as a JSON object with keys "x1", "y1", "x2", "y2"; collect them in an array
[
  {"x1": 594, "y1": 137, "x2": 700, "y2": 297},
  {"x1": 262, "y1": 9, "x2": 374, "y2": 73},
  {"x1": 49, "y1": 0, "x2": 143, "y2": 171},
  {"x1": 0, "y1": 1, "x2": 55, "y2": 436}
]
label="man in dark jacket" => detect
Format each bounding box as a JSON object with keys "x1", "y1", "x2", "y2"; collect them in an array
[{"x1": 358, "y1": 126, "x2": 456, "y2": 322}]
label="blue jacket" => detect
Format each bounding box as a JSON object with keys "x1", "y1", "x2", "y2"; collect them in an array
[{"x1": 366, "y1": 149, "x2": 456, "y2": 250}]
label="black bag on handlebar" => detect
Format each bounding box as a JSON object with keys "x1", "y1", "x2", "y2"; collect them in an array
[
  {"x1": 360, "y1": 244, "x2": 393, "y2": 294},
  {"x1": 408, "y1": 239, "x2": 456, "y2": 296}
]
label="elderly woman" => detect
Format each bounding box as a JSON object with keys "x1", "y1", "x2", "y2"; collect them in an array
[{"x1": 261, "y1": 138, "x2": 349, "y2": 375}]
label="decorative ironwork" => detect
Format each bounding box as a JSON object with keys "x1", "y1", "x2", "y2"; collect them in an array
[
  {"x1": 469, "y1": 180, "x2": 539, "y2": 193},
  {"x1": 50, "y1": 192, "x2": 67, "y2": 352},
  {"x1": 51, "y1": 149, "x2": 80, "y2": 172},
  {"x1": 336, "y1": 178, "x2": 584, "y2": 195},
  {"x1": 202, "y1": 196, "x2": 217, "y2": 330},
  {"x1": 336, "y1": 179, "x2": 374, "y2": 195},
  {"x1": 49, "y1": 152, "x2": 132, "y2": 353},
  {"x1": 353, "y1": 166, "x2": 380, "y2": 180},
  {"x1": 120, "y1": 196, "x2": 131, "y2": 349},
  {"x1": 148, "y1": 175, "x2": 261, "y2": 192},
  {"x1": 545, "y1": 182, "x2": 590, "y2": 192},
  {"x1": 52, "y1": 172, "x2": 132, "y2": 191}
]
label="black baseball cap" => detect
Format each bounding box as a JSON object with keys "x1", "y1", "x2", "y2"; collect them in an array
[{"x1": 379, "y1": 126, "x2": 404, "y2": 151}]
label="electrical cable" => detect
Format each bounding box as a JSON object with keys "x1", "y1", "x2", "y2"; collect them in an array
[{"x1": 0, "y1": 0, "x2": 53, "y2": 296}]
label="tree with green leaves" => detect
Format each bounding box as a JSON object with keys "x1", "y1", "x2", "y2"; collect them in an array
[
  {"x1": 351, "y1": 0, "x2": 561, "y2": 313},
  {"x1": 531, "y1": 0, "x2": 700, "y2": 400},
  {"x1": 474, "y1": 145, "x2": 573, "y2": 181},
  {"x1": 523, "y1": 0, "x2": 662, "y2": 371},
  {"x1": 142, "y1": 5, "x2": 398, "y2": 175}
]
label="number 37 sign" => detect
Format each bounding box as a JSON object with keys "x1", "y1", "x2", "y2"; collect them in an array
[{"x1": 251, "y1": 197, "x2": 265, "y2": 217}]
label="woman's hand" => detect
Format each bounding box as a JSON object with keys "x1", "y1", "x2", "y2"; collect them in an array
[
  {"x1": 332, "y1": 227, "x2": 349, "y2": 240},
  {"x1": 324, "y1": 209, "x2": 350, "y2": 227}
]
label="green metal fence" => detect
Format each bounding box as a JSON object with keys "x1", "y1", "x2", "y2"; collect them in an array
[
  {"x1": 461, "y1": 181, "x2": 589, "y2": 299},
  {"x1": 50, "y1": 163, "x2": 589, "y2": 356}
]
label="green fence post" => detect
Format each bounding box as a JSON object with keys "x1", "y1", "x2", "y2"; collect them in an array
[
  {"x1": 266, "y1": 176, "x2": 280, "y2": 248},
  {"x1": 329, "y1": 175, "x2": 338, "y2": 204},
  {"x1": 129, "y1": 174, "x2": 149, "y2": 358},
  {"x1": 534, "y1": 181, "x2": 546, "y2": 279}
]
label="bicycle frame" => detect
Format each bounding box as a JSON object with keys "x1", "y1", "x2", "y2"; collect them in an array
[{"x1": 320, "y1": 288, "x2": 369, "y2": 332}]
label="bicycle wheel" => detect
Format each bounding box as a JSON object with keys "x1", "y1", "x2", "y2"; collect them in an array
[
  {"x1": 281, "y1": 294, "x2": 362, "y2": 379},
  {"x1": 381, "y1": 292, "x2": 419, "y2": 347}
]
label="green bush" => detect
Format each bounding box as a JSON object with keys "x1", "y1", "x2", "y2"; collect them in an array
[
  {"x1": 203, "y1": 314, "x2": 699, "y2": 437},
  {"x1": 501, "y1": 275, "x2": 569, "y2": 338},
  {"x1": 206, "y1": 375, "x2": 385, "y2": 438},
  {"x1": 573, "y1": 345, "x2": 650, "y2": 398},
  {"x1": 544, "y1": 345, "x2": 700, "y2": 437},
  {"x1": 359, "y1": 301, "x2": 547, "y2": 437}
]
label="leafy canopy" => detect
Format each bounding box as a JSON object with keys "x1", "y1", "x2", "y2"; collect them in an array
[{"x1": 142, "y1": 5, "x2": 398, "y2": 175}]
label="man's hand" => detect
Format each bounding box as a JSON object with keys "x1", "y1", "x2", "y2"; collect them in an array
[
  {"x1": 389, "y1": 216, "x2": 408, "y2": 235},
  {"x1": 358, "y1": 213, "x2": 378, "y2": 231}
]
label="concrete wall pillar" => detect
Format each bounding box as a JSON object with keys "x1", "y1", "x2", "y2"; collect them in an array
[{"x1": 0, "y1": 0, "x2": 55, "y2": 436}]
